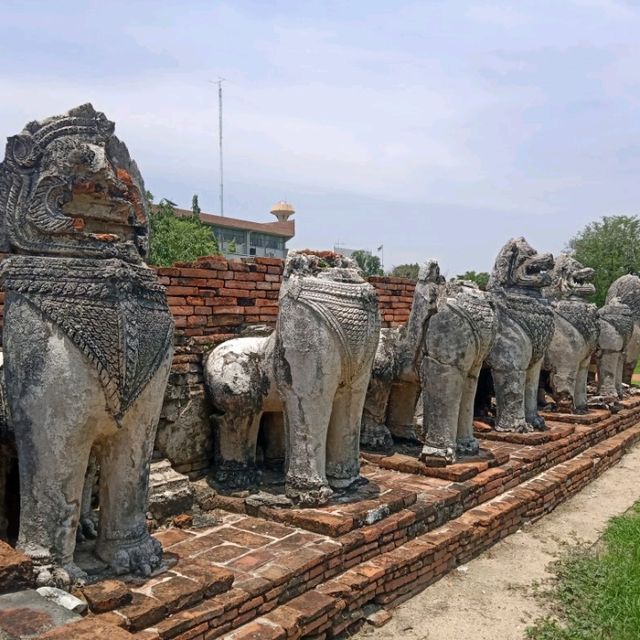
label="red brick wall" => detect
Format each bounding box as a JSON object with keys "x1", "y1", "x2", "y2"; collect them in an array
[
  {"x1": 158, "y1": 258, "x2": 417, "y2": 351},
  {"x1": 156, "y1": 256, "x2": 284, "y2": 348}
]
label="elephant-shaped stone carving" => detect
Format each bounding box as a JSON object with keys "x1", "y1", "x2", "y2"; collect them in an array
[
  {"x1": 420, "y1": 271, "x2": 497, "y2": 463},
  {"x1": 360, "y1": 262, "x2": 441, "y2": 450},
  {"x1": 605, "y1": 275, "x2": 640, "y2": 385},
  {"x1": 596, "y1": 296, "x2": 633, "y2": 401},
  {"x1": 205, "y1": 251, "x2": 380, "y2": 506},
  {"x1": 541, "y1": 254, "x2": 600, "y2": 414},
  {"x1": 0, "y1": 105, "x2": 174, "y2": 586},
  {"x1": 485, "y1": 238, "x2": 555, "y2": 432}
]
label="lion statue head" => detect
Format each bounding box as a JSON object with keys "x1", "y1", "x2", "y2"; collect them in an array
[
  {"x1": 0, "y1": 103, "x2": 148, "y2": 263},
  {"x1": 488, "y1": 237, "x2": 554, "y2": 294},
  {"x1": 545, "y1": 253, "x2": 596, "y2": 301}
]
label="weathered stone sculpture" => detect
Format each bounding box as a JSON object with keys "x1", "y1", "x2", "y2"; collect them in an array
[
  {"x1": 0, "y1": 105, "x2": 174, "y2": 585},
  {"x1": 542, "y1": 254, "x2": 599, "y2": 413},
  {"x1": 360, "y1": 262, "x2": 441, "y2": 450},
  {"x1": 420, "y1": 272, "x2": 497, "y2": 463},
  {"x1": 206, "y1": 251, "x2": 380, "y2": 506},
  {"x1": 605, "y1": 275, "x2": 640, "y2": 385},
  {"x1": 485, "y1": 238, "x2": 555, "y2": 432},
  {"x1": 596, "y1": 296, "x2": 633, "y2": 401},
  {"x1": 206, "y1": 332, "x2": 279, "y2": 488}
]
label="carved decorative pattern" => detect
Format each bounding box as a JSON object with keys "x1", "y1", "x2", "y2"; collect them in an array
[
  {"x1": 2, "y1": 256, "x2": 174, "y2": 422},
  {"x1": 0, "y1": 104, "x2": 148, "y2": 261},
  {"x1": 599, "y1": 302, "x2": 634, "y2": 343},
  {"x1": 495, "y1": 293, "x2": 555, "y2": 363},
  {"x1": 285, "y1": 276, "x2": 380, "y2": 381},
  {"x1": 554, "y1": 300, "x2": 600, "y2": 349}
]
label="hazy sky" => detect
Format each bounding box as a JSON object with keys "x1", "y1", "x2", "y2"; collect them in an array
[{"x1": 2, "y1": 1, "x2": 639, "y2": 274}]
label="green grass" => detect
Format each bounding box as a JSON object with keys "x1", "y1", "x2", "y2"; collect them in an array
[{"x1": 526, "y1": 502, "x2": 640, "y2": 639}]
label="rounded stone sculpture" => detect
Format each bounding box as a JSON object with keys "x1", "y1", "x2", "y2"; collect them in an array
[
  {"x1": 541, "y1": 254, "x2": 600, "y2": 414},
  {"x1": 485, "y1": 238, "x2": 555, "y2": 432},
  {"x1": 420, "y1": 271, "x2": 497, "y2": 463},
  {"x1": 0, "y1": 105, "x2": 174, "y2": 586},
  {"x1": 206, "y1": 251, "x2": 380, "y2": 506}
]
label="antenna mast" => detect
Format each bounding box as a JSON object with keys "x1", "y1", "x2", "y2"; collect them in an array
[{"x1": 218, "y1": 78, "x2": 224, "y2": 216}]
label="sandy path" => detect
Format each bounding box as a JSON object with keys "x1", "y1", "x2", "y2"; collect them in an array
[{"x1": 354, "y1": 443, "x2": 640, "y2": 640}]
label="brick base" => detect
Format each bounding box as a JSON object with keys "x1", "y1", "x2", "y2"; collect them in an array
[{"x1": 86, "y1": 397, "x2": 640, "y2": 640}]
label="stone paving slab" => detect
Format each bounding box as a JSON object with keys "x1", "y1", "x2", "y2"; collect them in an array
[
  {"x1": 0, "y1": 589, "x2": 81, "y2": 639},
  {"x1": 540, "y1": 407, "x2": 611, "y2": 424},
  {"x1": 473, "y1": 420, "x2": 576, "y2": 444}
]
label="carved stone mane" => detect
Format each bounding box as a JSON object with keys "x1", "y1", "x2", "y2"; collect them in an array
[{"x1": 488, "y1": 238, "x2": 554, "y2": 363}]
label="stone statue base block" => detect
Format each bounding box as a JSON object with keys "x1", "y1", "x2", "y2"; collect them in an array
[
  {"x1": 364, "y1": 449, "x2": 508, "y2": 483},
  {"x1": 539, "y1": 408, "x2": 611, "y2": 425},
  {"x1": 473, "y1": 420, "x2": 575, "y2": 445}
]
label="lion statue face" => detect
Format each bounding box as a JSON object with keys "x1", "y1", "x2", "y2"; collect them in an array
[
  {"x1": 0, "y1": 103, "x2": 148, "y2": 262},
  {"x1": 545, "y1": 253, "x2": 596, "y2": 300},
  {"x1": 488, "y1": 237, "x2": 554, "y2": 293}
]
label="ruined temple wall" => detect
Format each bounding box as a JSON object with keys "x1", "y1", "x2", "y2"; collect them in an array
[{"x1": 0, "y1": 255, "x2": 417, "y2": 477}]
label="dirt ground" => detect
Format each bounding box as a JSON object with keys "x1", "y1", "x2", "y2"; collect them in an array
[{"x1": 354, "y1": 443, "x2": 640, "y2": 640}]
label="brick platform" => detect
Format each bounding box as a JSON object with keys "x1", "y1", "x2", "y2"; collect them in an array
[{"x1": 80, "y1": 397, "x2": 640, "y2": 640}]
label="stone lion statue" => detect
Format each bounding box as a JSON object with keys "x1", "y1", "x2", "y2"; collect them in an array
[
  {"x1": 0, "y1": 105, "x2": 174, "y2": 586},
  {"x1": 605, "y1": 274, "x2": 640, "y2": 385},
  {"x1": 205, "y1": 251, "x2": 380, "y2": 506},
  {"x1": 596, "y1": 296, "x2": 633, "y2": 402},
  {"x1": 541, "y1": 254, "x2": 599, "y2": 413},
  {"x1": 359, "y1": 261, "x2": 498, "y2": 464},
  {"x1": 485, "y1": 237, "x2": 555, "y2": 432},
  {"x1": 420, "y1": 270, "x2": 497, "y2": 463}
]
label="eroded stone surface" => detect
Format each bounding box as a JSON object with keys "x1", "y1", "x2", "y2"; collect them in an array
[
  {"x1": 606, "y1": 274, "x2": 640, "y2": 384},
  {"x1": 147, "y1": 460, "x2": 194, "y2": 523},
  {"x1": 0, "y1": 105, "x2": 174, "y2": 585}
]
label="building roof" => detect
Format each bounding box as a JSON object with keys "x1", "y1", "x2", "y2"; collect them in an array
[{"x1": 172, "y1": 207, "x2": 295, "y2": 239}]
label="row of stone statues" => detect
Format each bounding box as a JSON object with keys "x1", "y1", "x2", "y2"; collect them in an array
[
  {"x1": 2, "y1": 105, "x2": 640, "y2": 590},
  {"x1": 205, "y1": 237, "x2": 640, "y2": 494}
]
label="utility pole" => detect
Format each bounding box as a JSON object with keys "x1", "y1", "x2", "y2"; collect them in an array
[{"x1": 217, "y1": 78, "x2": 225, "y2": 216}]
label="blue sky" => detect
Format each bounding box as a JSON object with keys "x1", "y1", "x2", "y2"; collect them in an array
[{"x1": 2, "y1": 0, "x2": 639, "y2": 274}]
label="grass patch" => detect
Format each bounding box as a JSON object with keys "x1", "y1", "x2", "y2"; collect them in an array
[{"x1": 527, "y1": 502, "x2": 640, "y2": 639}]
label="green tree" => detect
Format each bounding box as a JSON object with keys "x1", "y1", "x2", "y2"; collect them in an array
[
  {"x1": 191, "y1": 194, "x2": 201, "y2": 219},
  {"x1": 456, "y1": 270, "x2": 490, "y2": 290},
  {"x1": 568, "y1": 215, "x2": 640, "y2": 306},
  {"x1": 148, "y1": 194, "x2": 220, "y2": 266},
  {"x1": 390, "y1": 263, "x2": 420, "y2": 280},
  {"x1": 351, "y1": 250, "x2": 384, "y2": 277}
]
